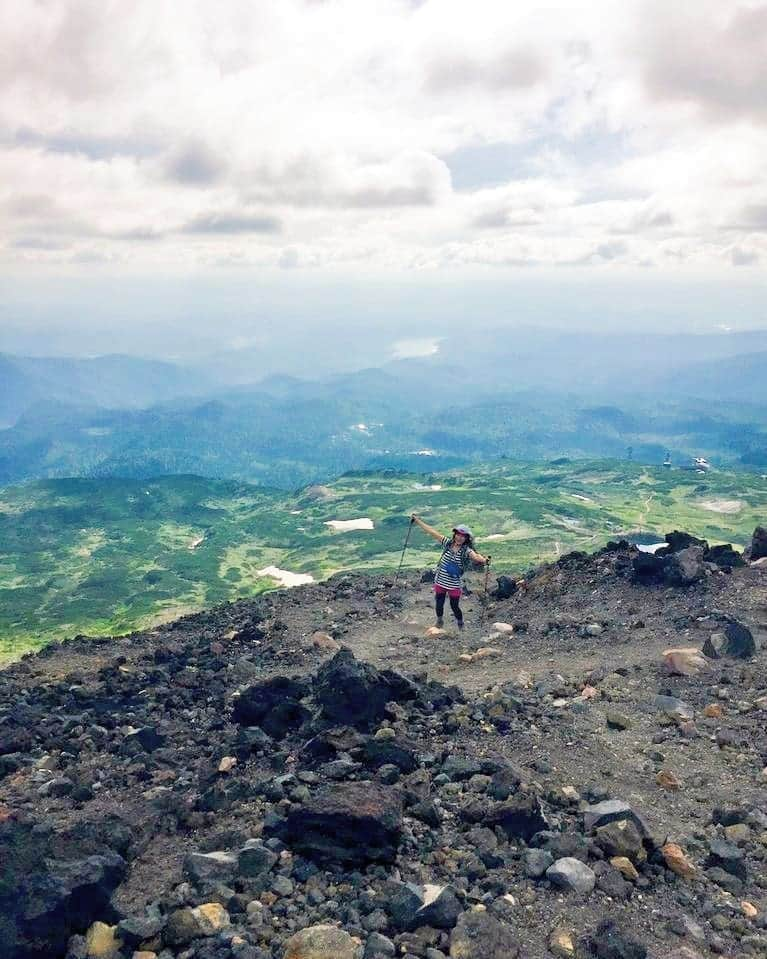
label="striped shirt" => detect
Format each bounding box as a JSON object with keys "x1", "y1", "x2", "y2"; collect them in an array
[{"x1": 434, "y1": 536, "x2": 470, "y2": 590}]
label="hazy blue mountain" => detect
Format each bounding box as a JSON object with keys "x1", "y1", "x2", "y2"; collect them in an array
[{"x1": 0, "y1": 353, "x2": 218, "y2": 426}]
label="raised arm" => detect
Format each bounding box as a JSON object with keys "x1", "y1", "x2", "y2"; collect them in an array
[
  {"x1": 410, "y1": 513, "x2": 444, "y2": 543},
  {"x1": 468, "y1": 548, "x2": 488, "y2": 565}
]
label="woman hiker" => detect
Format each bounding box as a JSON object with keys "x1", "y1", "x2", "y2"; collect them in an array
[{"x1": 410, "y1": 514, "x2": 488, "y2": 629}]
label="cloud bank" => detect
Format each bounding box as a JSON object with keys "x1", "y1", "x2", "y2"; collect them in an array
[{"x1": 1, "y1": 0, "x2": 766, "y2": 272}]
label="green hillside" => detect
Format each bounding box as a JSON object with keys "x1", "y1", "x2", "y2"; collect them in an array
[{"x1": 1, "y1": 461, "x2": 765, "y2": 661}]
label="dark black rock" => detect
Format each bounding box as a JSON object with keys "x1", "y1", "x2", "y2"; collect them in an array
[
  {"x1": 746, "y1": 526, "x2": 767, "y2": 561},
  {"x1": 663, "y1": 546, "x2": 705, "y2": 586},
  {"x1": 264, "y1": 782, "x2": 403, "y2": 864},
  {"x1": 495, "y1": 575, "x2": 518, "y2": 599},
  {"x1": 706, "y1": 840, "x2": 747, "y2": 880},
  {"x1": 315, "y1": 649, "x2": 407, "y2": 728},
  {"x1": 232, "y1": 675, "x2": 311, "y2": 739},
  {"x1": 364, "y1": 736, "x2": 419, "y2": 773},
  {"x1": 123, "y1": 725, "x2": 166, "y2": 754},
  {"x1": 587, "y1": 920, "x2": 647, "y2": 958},
  {"x1": 0, "y1": 817, "x2": 127, "y2": 959},
  {"x1": 0, "y1": 727, "x2": 32, "y2": 756},
  {"x1": 632, "y1": 552, "x2": 665, "y2": 582},
  {"x1": 663, "y1": 531, "x2": 709, "y2": 554},
  {"x1": 721, "y1": 620, "x2": 756, "y2": 659},
  {"x1": 706, "y1": 544, "x2": 745, "y2": 569},
  {"x1": 483, "y1": 794, "x2": 549, "y2": 841}
]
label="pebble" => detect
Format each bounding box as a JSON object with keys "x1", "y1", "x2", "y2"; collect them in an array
[{"x1": 661, "y1": 843, "x2": 697, "y2": 879}]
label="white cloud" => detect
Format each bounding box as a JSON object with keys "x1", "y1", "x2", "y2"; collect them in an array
[{"x1": 0, "y1": 0, "x2": 765, "y2": 272}]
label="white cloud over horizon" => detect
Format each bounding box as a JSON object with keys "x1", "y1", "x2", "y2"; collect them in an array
[{"x1": 1, "y1": 0, "x2": 766, "y2": 278}]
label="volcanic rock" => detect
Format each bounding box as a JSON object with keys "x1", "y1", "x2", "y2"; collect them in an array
[
  {"x1": 314, "y1": 649, "x2": 411, "y2": 727},
  {"x1": 0, "y1": 817, "x2": 127, "y2": 959},
  {"x1": 482, "y1": 793, "x2": 549, "y2": 841},
  {"x1": 746, "y1": 525, "x2": 767, "y2": 561},
  {"x1": 283, "y1": 924, "x2": 362, "y2": 959},
  {"x1": 265, "y1": 782, "x2": 403, "y2": 864},
  {"x1": 663, "y1": 546, "x2": 705, "y2": 586},
  {"x1": 587, "y1": 919, "x2": 647, "y2": 958},
  {"x1": 546, "y1": 857, "x2": 596, "y2": 894},
  {"x1": 448, "y1": 909, "x2": 519, "y2": 958},
  {"x1": 232, "y1": 675, "x2": 311, "y2": 739},
  {"x1": 720, "y1": 619, "x2": 756, "y2": 659}
]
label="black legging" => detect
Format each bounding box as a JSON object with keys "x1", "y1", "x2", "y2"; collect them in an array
[{"x1": 436, "y1": 591, "x2": 462, "y2": 622}]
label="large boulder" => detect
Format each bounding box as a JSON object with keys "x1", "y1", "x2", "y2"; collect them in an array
[
  {"x1": 746, "y1": 526, "x2": 767, "y2": 561},
  {"x1": 314, "y1": 649, "x2": 411, "y2": 728},
  {"x1": 705, "y1": 544, "x2": 745, "y2": 569},
  {"x1": 658, "y1": 531, "x2": 708, "y2": 554},
  {"x1": 232, "y1": 676, "x2": 311, "y2": 739},
  {"x1": 662, "y1": 546, "x2": 705, "y2": 586},
  {"x1": 265, "y1": 782, "x2": 402, "y2": 864},
  {"x1": 721, "y1": 619, "x2": 756, "y2": 659},
  {"x1": 0, "y1": 817, "x2": 127, "y2": 959}
]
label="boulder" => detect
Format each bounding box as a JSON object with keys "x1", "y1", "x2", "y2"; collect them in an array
[
  {"x1": 385, "y1": 881, "x2": 462, "y2": 931},
  {"x1": 746, "y1": 526, "x2": 767, "y2": 561},
  {"x1": 705, "y1": 544, "x2": 744, "y2": 569},
  {"x1": 314, "y1": 650, "x2": 410, "y2": 728},
  {"x1": 283, "y1": 924, "x2": 362, "y2": 959},
  {"x1": 265, "y1": 783, "x2": 402, "y2": 864},
  {"x1": 363, "y1": 736, "x2": 419, "y2": 773},
  {"x1": 661, "y1": 531, "x2": 708, "y2": 554},
  {"x1": 546, "y1": 857, "x2": 596, "y2": 894},
  {"x1": 494, "y1": 576, "x2": 517, "y2": 599},
  {"x1": 0, "y1": 817, "x2": 127, "y2": 959},
  {"x1": 662, "y1": 648, "x2": 708, "y2": 676},
  {"x1": 632, "y1": 552, "x2": 665, "y2": 582},
  {"x1": 721, "y1": 619, "x2": 756, "y2": 659},
  {"x1": 583, "y1": 800, "x2": 651, "y2": 841},
  {"x1": 448, "y1": 910, "x2": 519, "y2": 958},
  {"x1": 483, "y1": 794, "x2": 549, "y2": 841},
  {"x1": 232, "y1": 676, "x2": 311, "y2": 740},
  {"x1": 594, "y1": 820, "x2": 645, "y2": 862},
  {"x1": 587, "y1": 920, "x2": 647, "y2": 958},
  {"x1": 663, "y1": 546, "x2": 705, "y2": 586}
]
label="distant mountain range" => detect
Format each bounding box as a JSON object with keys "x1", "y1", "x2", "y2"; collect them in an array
[
  {"x1": 1, "y1": 330, "x2": 766, "y2": 486},
  {"x1": 0, "y1": 352, "x2": 215, "y2": 428}
]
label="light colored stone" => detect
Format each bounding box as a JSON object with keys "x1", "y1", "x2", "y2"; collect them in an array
[
  {"x1": 663, "y1": 648, "x2": 708, "y2": 676},
  {"x1": 191, "y1": 903, "x2": 230, "y2": 935},
  {"x1": 85, "y1": 922, "x2": 120, "y2": 958},
  {"x1": 611, "y1": 856, "x2": 639, "y2": 881},
  {"x1": 662, "y1": 843, "x2": 696, "y2": 879},
  {"x1": 656, "y1": 769, "x2": 681, "y2": 791},
  {"x1": 579, "y1": 685, "x2": 598, "y2": 700},
  {"x1": 218, "y1": 756, "x2": 237, "y2": 773},
  {"x1": 472, "y1": 647, "x2": 502, "y2": 661},
  {"x1": 492, "y1": 622, "x2": 514, "y2": 634},
  {"x1": 282, "y1": 923, "x2": 363, "y2": 959},
  {"x1": 725, "y1": 823, "x2": 750, "y2": 843},
  {"x1": 742, "y1": 901, "x2": 758, "y2": 919},
  {"x1": 132, "y1": 953, "x2": 157, "y2": 959},
  {"x1": 426, "y1": 626, "x2": 446, "y2": 637},
  {"x1": 549, "y1": 925, "x2": 576, "y2": 957},
  {"x1": 704, "y1": 703, "x2": 724, "y2": 718},
  {"x1": 311, "y1": 631, "x2": 340, "y2": 652}
]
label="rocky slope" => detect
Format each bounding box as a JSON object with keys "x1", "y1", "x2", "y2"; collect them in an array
[{"x1": 1, "y1": 530, "x2": 766, "y2": 959}]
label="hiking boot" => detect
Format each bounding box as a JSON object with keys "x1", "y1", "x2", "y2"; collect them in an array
[
  {"x1": 456, "y1": 619, "x2": 464, "y2": 630},
  {"x1": 435, "y1": 617, "x2": 444, "y2": 628}
]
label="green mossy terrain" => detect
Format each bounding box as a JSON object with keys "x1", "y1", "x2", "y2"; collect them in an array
[{"x1": 1, "y1": 461, "x2": 765, "y2": 661}]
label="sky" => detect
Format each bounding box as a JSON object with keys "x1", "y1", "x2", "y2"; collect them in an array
[{"x1": 1, "y1": 0, "x2": 766, "y2": 359}]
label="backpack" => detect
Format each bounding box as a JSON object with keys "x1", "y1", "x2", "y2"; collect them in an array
[{"x1": 438, "y1": 541, "x2": 470, "y2": 579}]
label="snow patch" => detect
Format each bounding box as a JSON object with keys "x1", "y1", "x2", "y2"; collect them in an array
[
  {"x1": 324, "y1": 518, "x2": 374, "y2": 532},
  {"x1": 257, "y1": 566, "x2": 315, "y2": 587}
]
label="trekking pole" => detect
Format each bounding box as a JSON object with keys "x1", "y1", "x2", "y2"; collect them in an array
[
  {"x1": 481, "y1": 555, "x2": 492, "y2": 624},
  {"x1": 393, "y1": 517, "x2": 415, "y2": 587}
]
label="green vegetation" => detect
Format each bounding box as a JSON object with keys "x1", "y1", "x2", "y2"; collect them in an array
[{"x1": 1, "y1": 461, "x2": 765, "y2": 661}]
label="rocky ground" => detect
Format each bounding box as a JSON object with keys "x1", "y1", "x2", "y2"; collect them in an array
[{"x1": 1, "y1": 530, "x2": 767, "y2": 959}]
